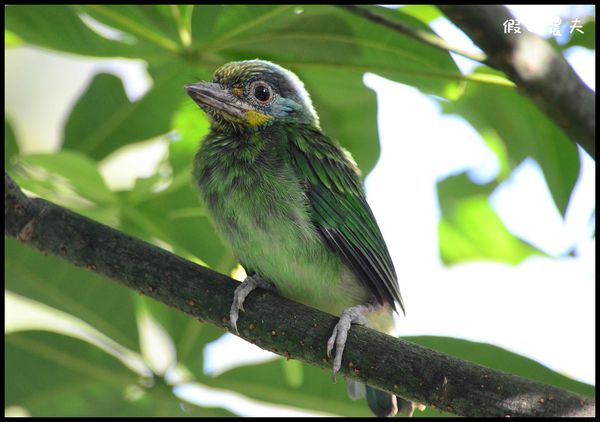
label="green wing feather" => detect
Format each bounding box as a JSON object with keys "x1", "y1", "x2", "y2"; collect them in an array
[{"x1": 288, "y1": 126, "x2": 405, "y2": 314}]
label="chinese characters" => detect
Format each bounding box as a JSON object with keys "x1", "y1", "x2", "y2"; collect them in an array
[{"x1": 503, "y1": 17, "x2": 586, "y2": 36}]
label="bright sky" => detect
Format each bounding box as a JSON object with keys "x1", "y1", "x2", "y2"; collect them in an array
[{"x1": 5, "y1": 4, "x2": 595, "y2": 416}]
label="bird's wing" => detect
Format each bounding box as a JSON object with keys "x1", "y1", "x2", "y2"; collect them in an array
[{"x1": 288, "y1": 127, "x2": 405, "y2": 314}]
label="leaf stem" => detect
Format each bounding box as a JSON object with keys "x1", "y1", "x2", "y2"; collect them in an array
[
  {"x1": 337, "y1": 5, "x2": 488, "y2": 63},
  {"x1": 87, "y1": 5, "x2": 179, "y2": 52},
  {"x1": 170, "y1": 5, "x2": 192, "y2": 49}
]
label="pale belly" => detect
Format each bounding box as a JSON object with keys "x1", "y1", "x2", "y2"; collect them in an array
[
  {"x1": 224, "y1": 208, "x2": 371, "y2": 317},
  {"x1": 233, "y1": 224, "x2": 396, "y2": 333}
]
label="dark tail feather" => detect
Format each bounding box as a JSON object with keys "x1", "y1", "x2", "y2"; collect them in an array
[
  {"x1": 366, "y1": 386, "x2": 422, "y2": 417},
  {"x1": 366, "y1": 386, "x2": 398, "y2": 417}
]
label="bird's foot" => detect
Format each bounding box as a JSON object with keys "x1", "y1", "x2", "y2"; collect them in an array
[
  {"x1": 327, "y1": 304, "x2": 378, "y2": 382},
  {"x1": 230, "y1": 274, "x2": 275, "y2": 334}
]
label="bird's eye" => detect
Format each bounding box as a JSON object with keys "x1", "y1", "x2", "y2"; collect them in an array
[{"x1": 250, "y1": 81, "x2": 272, "y2": 104}]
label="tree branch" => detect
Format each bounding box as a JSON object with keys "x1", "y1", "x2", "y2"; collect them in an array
[
  {"x1": 4, "y1": 172, "x2": 595, "y2": 417},
  {"x1": 339, "y1": 5, "x2": 595, "y2": 160},
  {"x1": 438, "y1": 5, "x2": 595, "y2": 159}
]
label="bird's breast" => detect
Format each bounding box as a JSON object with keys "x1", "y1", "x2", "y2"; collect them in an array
[{"x1": 195, "y1": 146, "x2": 370, "y2": 314}]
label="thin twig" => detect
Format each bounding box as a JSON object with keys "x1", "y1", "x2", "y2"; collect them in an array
[{"x1": 337, "y1": 5, "x2": 488, "y2": 63}]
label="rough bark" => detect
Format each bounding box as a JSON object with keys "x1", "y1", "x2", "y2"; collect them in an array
[
  {"x1": 340, "y1": 5, "x2": 595, "y2": 159},
  {"x1": 439, "y1": 5, "x2": 595, "y2": 159},
  {"x1": 5, "y1": 172, "x2": 595, "y2": 417}
]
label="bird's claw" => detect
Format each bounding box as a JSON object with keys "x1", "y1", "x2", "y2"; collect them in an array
[
  {"x1": 229, "y1": 310, "x2": 240, "y2": 335},
  {"x1": 327, "y1": 305, "x2": 373, "y2": 383},
  {"x1": 229, "y1": 274, "x2": 275, "y2": 334}
]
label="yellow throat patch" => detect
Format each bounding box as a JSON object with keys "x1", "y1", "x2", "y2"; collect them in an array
[{"x1": 244, "y1": 111, "x2": 272, "y2": 127}]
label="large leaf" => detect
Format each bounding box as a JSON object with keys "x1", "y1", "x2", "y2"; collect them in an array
[
  {"x1": 437, "y1": 173, "x2": 544, "y2": 265},
  {"x1": 194, "y1": 5, "x2": 459, "y2": 96},
  {"x1": 169, "y1": 100, "x2": 210, "y2": 179},
  {"x1": 201, "y1": 354, "x2": 449, "y2": 417},
  {"x1": 77, "y1": 6, "x2": 183, "y2": 52},
  {"x1": 399, "y1": 5, "x2": 443, "y2": 24},
  {"x1": 8, "y1": 5, "x2": 464, "y2": 176},
  {"x1": 561, "y1": 20, "x2": 595, "y2": 51},
  {"x1": 188, "y1": 5, "x2": 462, "y2": 173},
  {"x1": 299, "y1": 69, "x2": 378, "y2": 179},
  {"x1": 5, "y1": 240, "x2": 234, "y2": 416},
  {"x1": 10, "y1": 152, "x2": 121, "y2": 225},
  {"x1": 201, "y1": 358, "x2": 375, "y2": 416},
  {"x1": 135, "y1": 295, "x2": 226, "y2": 380},
  {"x1": 63, "y1": 64, "x2": 194, "y2": 161},
  {"x1": 202, "y1": 333, "x2": 595, "y2": 415},
  {"x1": 4, "y1": 5, "x2": 160, "y2": 58},
  {"x1": 5, "y1": 331, "x2": 232, "y2": 416},
  {"x1": 441, "y1": 68, "x2": 580, "y2": 217},
  {"x1": 6, "y1": 330, "x2": 140, "y2": 417},
  {"x1": 14, "y1": 151, "x2": 116, "y2": 206},
  {"x1": 5, "y1": 29, "x2": 23, "y2": 48},
  {"x1": 5, "y1": 238, "x2": 139, "y2": 350},
  {"x1": 120, "y1": 180, "x2": 234, "y2": 273},
  {"x1": 407, "y1": 336, "x2": 594, "y2": 397}
]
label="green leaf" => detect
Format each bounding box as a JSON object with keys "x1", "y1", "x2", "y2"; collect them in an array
[
  {"x1": 189, "y1": 5, "x2": 461, "y2": 173},
  {"x1": 5, "y1": 238, "x2": 139, "y2": 350},
  {"x1": 6, "y1": 331, "x2": 139, "y2": 416},
  {"x1": 203, "y1": 358, "x2": 371, "y2": 416},
  {"x1": 134, "y1": 295, "x2": 226, "y2": 380},
  {"x1": 5, "y1": 5, "x2": 157, "y2": 58},
  {"x1": 5, "y1": 29, "x2": 23, "y2": 47},
  {"x1": 63, "y1": 73, "x2": 130, "y2": 159},
  {"x1": 203, "y1": 355, "x2": 448, "y2": 417},
  {"x1": 63, "y1": 64, "x2": 194, "y2": 161},
  {"x1": 562, "y1": 20, "x2": 595, "y2": 51},
  {"x1": 407, "y1": 336, "x2": 595, "y2": 397},
  {"x1": 5, "y1": 239, "x2": 234, "y2": 416},
  {"x1": 299, "y1": 69, "x2": 379, "y2": 175},
  {"x1": 169, "y1": 100, "x2": 210, "y2": 175},
  {"x1": 190, "y1": 6, "x2": 223, "y2": 47},
  {"x1": 76, "y1": 5, "x2": 182, "y2": 52},
  {"x1": 115, "y1": 139, "x2": 235, "y2": 273},
  {"x1": 399, "y1": 5, "x2": 443, "y2": 24},
  {"x1": 6, "y1": 290, "x2": 149, "y2": 377},
  {"x1": 5, "y1": 330, "x2": 233, "y2": 416},
  {"x1": 14, "y1": 151, "x2": 116, "y2": 206},
  {"x1": 437, "y1": 173, "x2": 543, "y2": 265},
  {"x1": 122, "y1": 181, "x2": 233, "y2": 272},
  {"x1": 9, "y1": 4, "x2": 463, "y2": 177},
  {"x1": 442, "y1": 68, "x2": 580, "y2": 216},
  {"x1": 198, "y1": 5, "x2": 460, "y2": 97},
  {"x1": 5, "y1": 117, "x2": 19, "y2": 168}
]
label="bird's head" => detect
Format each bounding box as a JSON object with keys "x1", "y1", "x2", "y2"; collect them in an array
[{"x1": 185, "y1": 60, "x2": 319, "y2": 133}]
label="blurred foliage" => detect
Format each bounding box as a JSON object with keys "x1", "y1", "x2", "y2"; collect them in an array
[
  {"x1": 441, "y1": 67, "x2": 580, "y2": 219},
  {"x1": 4, "y1": 5, "x2": 593, "y2": 417},
  {"x1": 5, "y1": 118, "x2": 19, "y2": 168},
  {"x1": 560, "y1": 18, "x2": 595, "y2": 51},
  {"x1": 437, "y1": 173, "x2": 543, "y2": 265}
]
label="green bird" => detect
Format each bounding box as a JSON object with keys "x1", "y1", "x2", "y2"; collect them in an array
[{"x1": 186, "y1": 60, "x2": 413, "y2": 417}]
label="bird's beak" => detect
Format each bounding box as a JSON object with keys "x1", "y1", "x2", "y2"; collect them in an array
[{"x1": 185, "y1": 82, "x2": 248, "y2": 119}]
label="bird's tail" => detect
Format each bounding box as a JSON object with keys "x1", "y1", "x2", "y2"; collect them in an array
[
  {"x1": 366, "y1": 385, "x2": 398, "y2": 417},
  {"x1": 353, "y1": 308, "x2": 424, "y2": 416},
  {"x1": 347, "y1": 377, "x2": 422, "y2": 417}
]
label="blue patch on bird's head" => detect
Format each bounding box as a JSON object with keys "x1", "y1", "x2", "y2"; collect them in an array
[{"x1": 211, "y1": 59, "x2": 320, "y2": 128}]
